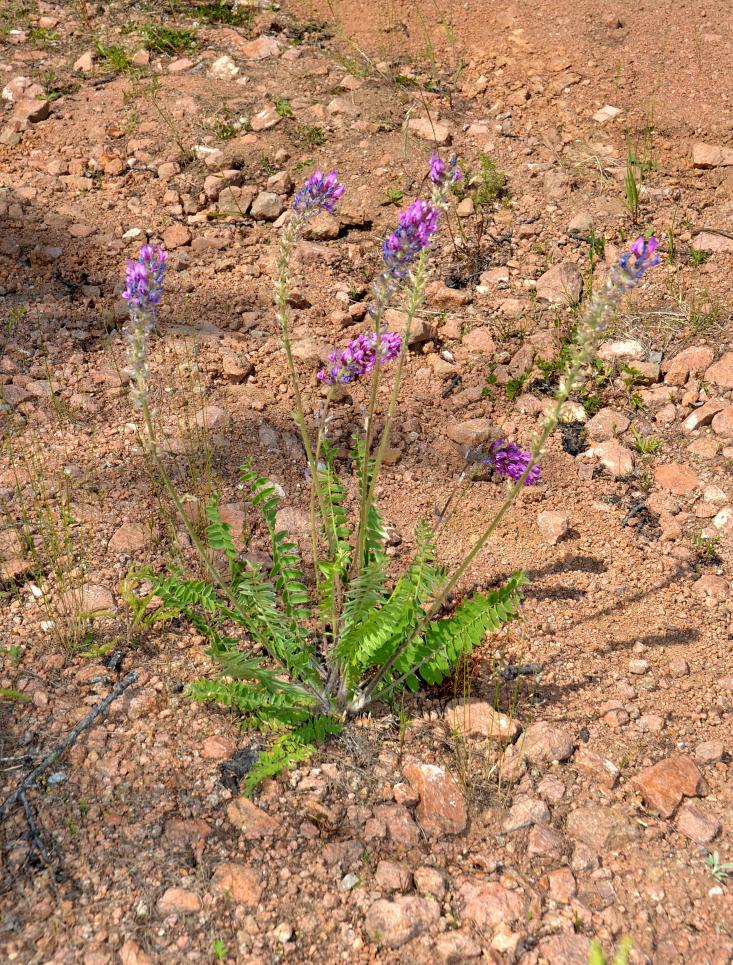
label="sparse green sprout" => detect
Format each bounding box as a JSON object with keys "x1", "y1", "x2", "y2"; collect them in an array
[
  {"x1": 470, "y1": 152, "x2": 507, "y2": 205},
  {"x1": 384, "y1": 187, "x2": 404, "y2": 205},
  {"x1": 95, "y1": 42, "x2": 135, "y2": 73},
  {"x1": 630, "y1": 426, "x2": 662, "y2": 454},
  {"x1": 0, "y1": 688, "x2": 30, "y2": 702},
  {"x1": 690, "y1": 247, "x2": 709, "y2": 268},
  {"x1": 623, "y1": 145, "x2": 642, "y2": 222},
  {"x1": 687, "y1": 294, "x2": 722, "y2": 335},
  {"x1": 588, "y1": 937, "x2": 632, "y2": 965},
  {"x1": 194, "y1": 1, "x2": 253, "y2": 26},
  {"x1": 213, "y1": 117, "x2": 238, "y2": 140},
  {"x1": 212, "y1": 938, "x2": 228, "y2": 961},
  {"x1": 298, "y1": 125, "x2": 326, "y2": 147},
  {"x1": 28, "y1": 26, "x2": 59, "y2": 47},
  {"x1": 693, "y1": 533, "x2": 722, "y2": 565},
  {"x1": 706, "y1": 851, "x2": 733, "y2": 882},
  {"x1": 141, "y1": 24, "x2": 197, "y2": 54},
  {"x1": 274, "y1": 97, "x2": 294, "y2": 118},
  {"x1": 505, "y1": 372, "x2": 530, "y2": 402}
]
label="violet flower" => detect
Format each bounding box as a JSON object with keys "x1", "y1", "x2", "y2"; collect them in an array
[
  {"x1": 381, "y1": 199, "x2": 441, "y2": 280},
  {"x1": 484, "y1": 439, "x2": 542, "y2": 486},
  {"x1": 619, "y1": 235, "x2": 660, "y2": 282},
  {"x1": 318, "y1": 332, "x2": 402, "y2": 385},
  {"x1": 123, "y1": 244, "x2": 167, "y2": 411},
  {"x1": 429, "y1": 152, "x2": 462, "y2": 188},
  {"x1": 122, "y1": 244, "x2": 167, "y2": 319},
  {"x1": 293, "y1": 170, "x2": 345, "y2": 215}
]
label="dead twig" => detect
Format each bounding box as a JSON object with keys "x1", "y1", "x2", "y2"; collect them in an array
[{"x1": 0, "y1": 670, "x2": 139, "y2": 822}]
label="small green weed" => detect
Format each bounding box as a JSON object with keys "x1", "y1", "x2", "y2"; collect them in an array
[
  {"x1": 630, "y1": 427, "x2": 662, "y2": 455},
  {"x1": 141, "y1": 24, "x2": 197, "y2": 54},
  {"x1": 213, "y1": 117, "x2": 238, "y2": 140},
  {"x1": 211, "y1": 938, "x2": 228, "y2": 961},
  {"x1": 274, "y1": 97, "x2": 294, "y2": 118},
  {"x1": 588, "y1": 937, "x2": 632, "y2": 965},
  {"x1": 690, "y1": 248, "x2": 709, "y2": 268},
  {"x1": 384, "y1": 187, "x2": 404, "y2": 205},
  {"x1": 0, "y1": 688, "x2": 30, "y2": 703},
  {"x1": 28, "y1": 26, "x2": 59, "y2": 47},
  {"x1": 687, "y1": 294, "x2": 723, "y2": 336},
  {"x1": 506, "y1": 371, "x2": 530, "y2": 402},
  {"x1": 298, "y1": 125, "x2": 326, "y2": 147},
  {"x1": 623, "y1": 145, "x2": 642, "y2": 222},
  {"x1": 458, "y1": 152, "x2": 507, "y2": 206},
  {"x1": 194, "y1": 1, "x2": 253, "y2": 26},
  {"x1": 706, "y1": 850, "x2": 733, "y2": 882},
  {"x1": 95, "y1": 42, "x2": 135, "y2": 73},
  {"x1": 693, "y1": 533, "x2": 722, "y2": 567}
]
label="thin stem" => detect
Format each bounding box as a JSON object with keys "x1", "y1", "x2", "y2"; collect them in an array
[
  {"x1": 364, "y1": 252, "x2": 428, "y2": 522},
  {"x1": 138, "y1": 397, "x2": 326, "y2": 710},
  {"x1": 351, "y1": 300, "x2": 384, "y2": 577},
  {"x1": 351, "y1": 281, "x2": 621, "y2": 712}
]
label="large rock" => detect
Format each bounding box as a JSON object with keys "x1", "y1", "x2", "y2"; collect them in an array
[
  {"x1": 536, "y1": 934, "x2": 592, "y2": 965},
  {"x1": 446, "y1": 418, "x2": 496, "y2": 448},
  {"x1": 705, "y1": 352, "x2": 733, "y2": 387},
  {"x1": 226, "y1": 797, "x2": 281, "y2": 837},
  {"x1": 364, "y1": 896, "x2": 439, "y2": 947},
  {"x1": 684, "y1": 399, "x2": 727, "y2": 432},
  {"x1": 403, "y1": 762, "x2": 467, "y2": 836},
  {"x1": 675, "y1": 802, "x2": 720, "y2": 844},
  {"x1": 537, "y1": 510, "x2": 569, "y2": 545},
  {"x1": 536, "y1": 262, "x2": 583, "y2": 304},
  {"x1": 520, "y1": 721, "x2": 574, "y2": 763},
  {"x1": 663, "y1": 345, "x2": 715, "y2": 385},
  {"x1": 632, "y1": 755, "x2": 708, "y2": 817},
  {"x1": 588, "y1": 440, "x2": 633, "y2": 477},
  {"x1": 654, "y1": 463, "x2": 700, "y2": 496},
  {"x1": 586, "y1": 408, "x2": 630, "y2": 441},
  {"x1": 407, "y1": 116, "x2": 451, "y2": 144},
  {"x1": 251, "y1": 191, "x2": 284, "y2": 220},
  {"x1": 444, "y1": 699, "x2": 522, "y2": 742},
  {"x1": 565, "y1": 804, "x2": 637, "y2": 852},
  {"x1": 210, "y1": 862, "x2": 263, "y2": 904},
  {"x1": 157, "y1": 887, "x2": 201, "y2": 915},
  {"x1": 456, "y1": 877, "x2": 527, "y2": 928},
  {"x1": 693, "y1": 231, "x2": 733, "y2": 253},
  {"x1": 692, "y1": 142, "x2": 733, "y2": 168},
  {"x1": 712, "y1": 405, "x2": 733, "y2": 438}
]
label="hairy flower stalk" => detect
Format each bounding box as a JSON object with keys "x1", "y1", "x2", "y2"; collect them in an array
[
  {"x1": 349, "y1": 234, "x2": 660, "y2": 712},
  {"x1": 122, "y1": 246, "x2": 328, "y2": 713},
  {"x1": 348, "y1": 160, "x2": 462, "y2": 586},
  {"x1": 274, "y1": 171, "x2": 345, "y2": 571},
  {"x1": 122, "y1": 244, "x2": 167, "y2": 416}
]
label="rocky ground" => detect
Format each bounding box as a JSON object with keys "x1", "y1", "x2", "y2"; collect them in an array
[{"x1": 1, "y1": 1, "x2": 733, "y2": 962}]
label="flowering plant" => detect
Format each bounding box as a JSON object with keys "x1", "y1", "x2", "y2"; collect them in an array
[{"x1": 123, "y1": 162, "x2": 659, "y2": 791}]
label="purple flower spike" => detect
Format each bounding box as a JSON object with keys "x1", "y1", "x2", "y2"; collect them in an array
[
  {"x1": 293, "y1": 170, "x2": 345, "y2": 214},
  {"x1": 429, "y1": 152, "x2": 462, "y2": 187},
  {"x1": 122, "y1": 244, "x2": 167, "y2": 317},
  {"x1": 620, "y1": 235, "x2": 660, "y2": 282},
  {"x1": 318, "y1": 331, "x2": 402, "y2": 385},
  {"x1": 484, "y1": 439, "x2": 541, "y2": 486},
  {"x1": 382, "y1": 199, "x2": 441, "y2": 279}
]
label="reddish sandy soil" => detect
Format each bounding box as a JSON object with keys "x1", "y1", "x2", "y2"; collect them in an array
[{"x1": 1, "y1": 1, "x2": 733, "y2": 963}]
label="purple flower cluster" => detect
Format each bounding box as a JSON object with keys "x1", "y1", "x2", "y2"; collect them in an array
[
  {"x1": 484, "y1": 439, "x2": 542, "y2": 486},
  {"x1": 318, "y1": 331, "x2": 402, "y2": 385},
  {"x1": 619, "y1": 235, "x2": 660, "y2": 282},
  {"x1": 381, "y1": 199, "x2": 441, "y2": 279},
  {"x1": 429, "y1": 152, "x2": 462, "y2": 188},
  {"x1": 122, "y1": 244, "x2": 167, "y2": 317},
  {"x1": 293, "y1": 170, "x2": 345, "y2": 214}
]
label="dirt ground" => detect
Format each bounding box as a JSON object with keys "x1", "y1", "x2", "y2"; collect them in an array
[{"x1": 1, "y1": 0, "x2": 733, "y2": 962}]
